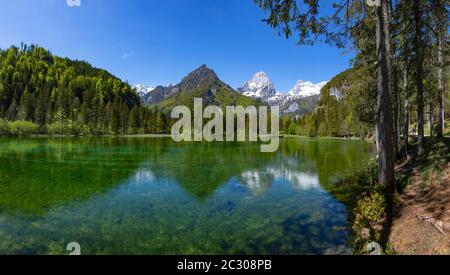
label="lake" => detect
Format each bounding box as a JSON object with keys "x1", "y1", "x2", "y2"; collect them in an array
[{"x1": 0, "y1": 137, "x2": 373, "y2": 255}]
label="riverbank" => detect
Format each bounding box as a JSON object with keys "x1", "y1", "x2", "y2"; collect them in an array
[
  {"x1": 389, "y1": 137, "x2": 450, "y2": 254},
  {"x1": 342, "y1": 136, "x2": 450, "y2": 254},
  {"x1": 282, "y1": 134, "x2": 367, "y2": 141},
  {"x1": 0, "y1": 134, "x2": 174, "y2": 139},
  {"x1": 4, "y1": 133, "x2": 367, "y2": 141}
]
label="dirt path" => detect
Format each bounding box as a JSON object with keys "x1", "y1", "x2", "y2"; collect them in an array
[{"x1": 389, "y1": 139, "x2": 450, "y2": 255}]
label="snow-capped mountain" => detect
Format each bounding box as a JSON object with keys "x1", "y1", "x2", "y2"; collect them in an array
[
  {"x1": 134, "y1": 69, "x2": 327, "y2": 117},
  {"x1": 133, "y1": 84, "x2": 155, "y2": 98},
  {"x1": 287, "y1": 80, "x2": 327, "y2": 99},
  {"x1": 238, "y1": 72, "x2": 328, "y2": 116},
  {"x1": 238, "y1": 72, "x2": 277, "y2": 101}
]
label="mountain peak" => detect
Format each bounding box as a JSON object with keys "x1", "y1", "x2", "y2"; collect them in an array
[
  {"x1": 238, "y1": 71, "x2": 276, "y2": 100},
  {"x1": 179, "y1": 65, "x2": 220, "y2": 91},
  {"x1": 191, "y1": 64, "x2": 216, "y2": 76},
  {"x1": 254, "y1": 71, "x2": 269, "y2": 78}
]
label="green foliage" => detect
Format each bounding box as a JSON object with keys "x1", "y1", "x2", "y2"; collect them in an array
[
  {"x1": 10, "y1": 121, "x2": 40, "y2": 136},
  {"x1": 0, "y1": 44, "x2": 170, "y2": 136},
  {"x1": 253, "y1": 0, "x2": 349, "y2": 47},
  {"x1": 47, "y1": 120, "x2": 83, "y2": 136},
  {"x1": 348, "y1": 158, "x2": 402, "y2": 253},
  {"x1": 288, "y1": 123, "x2": 299, "y2": 135},
  {"x1": 353, "y1": 191, "x2": 386, "y2": 234},
  {"x1": 0, "y1": 119, "x2": 39, "y2": 136},
  {"x1": 352, "y1": 189, "x2": 387, "y2": 253},
  {"x1": 286, "y1": 66, "x2": 376, "y2": 139},
  {"x1": 0, "y1": 118, "x2": 11, "y2": 135}
]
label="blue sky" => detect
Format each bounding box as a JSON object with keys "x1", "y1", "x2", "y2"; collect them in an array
[{"x1": 0, "y1": 0, "x2": 354, "y2": 92}]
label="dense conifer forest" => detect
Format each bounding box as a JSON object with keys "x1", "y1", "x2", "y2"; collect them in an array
[{"x1": 0, "y1": 44, "x2": 169, "y2": 136}]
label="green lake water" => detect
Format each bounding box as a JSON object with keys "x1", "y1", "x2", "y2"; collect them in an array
[{"x1": 0, "y1": 137, "x2": 373, "y2": 255}]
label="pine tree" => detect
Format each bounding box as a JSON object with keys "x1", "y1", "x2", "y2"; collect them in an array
[
  {"x1": 17, "y1": 88, "x2": 30, "y2": 121},
  {"x1": 413, "y1": 0, "x2": 426, "y2": 155},
  {"x1": 128, "y1": 107, "x2": 140, "y2": 134}
]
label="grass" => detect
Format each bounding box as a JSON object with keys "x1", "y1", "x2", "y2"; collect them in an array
[{"x1": 119, "y1": 134, "x2": 173, "y2": 138}]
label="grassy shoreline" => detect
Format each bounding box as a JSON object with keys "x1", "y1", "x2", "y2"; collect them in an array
[
  {"x1": 0, "y1": 134, "x2": 174, "y2": 139},
  {"x1": 1, "y1": 133, "x2": 375, "y2": 141},
  {"x1": 282, "y1": 134, "x2": 368, "y2": 141},
  {"x1": 347, "y1": 137, "x2": 450, "y2": 254}
]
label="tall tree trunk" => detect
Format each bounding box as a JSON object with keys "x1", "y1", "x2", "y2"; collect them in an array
[
  {"x1": 437, "y1": 30, "x2": 445, "y2": 137},
  {"x1": 429, "y1": 103, "x2": 434, "y2": 137},
  {"x1": 403, "y1": 66, "x2": 410, "y2": 154},
  {"x1": 413, "y1": 0, "x2": 425, "y2": 155},
  {"x1": 376, "y1": 0, "x2": 396, "y2": 196},
  {"x1": 392, "y1": 66, "x2": 400, "y2": 159},
  {"x1": 388, "y1": 0, "x2": 399, "y2": 160}
]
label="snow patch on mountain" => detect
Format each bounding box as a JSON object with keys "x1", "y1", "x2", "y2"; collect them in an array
[
  {"x1": 133, "y1": 84, "x2": 155, "y2": 98},
  {"x1": 238, "y1": 72, "x2": 328, "y2": 115},
  {"x1": 287, "y1": 80, "x2": 328, "y2": 99},
  {"x1": 134, "y1": 70, "x2": 327, "y2": 116}
]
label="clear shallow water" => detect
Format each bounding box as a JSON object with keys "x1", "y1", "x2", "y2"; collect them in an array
[{"x1": 0, "y1": 137, "x2": 373, "y2": 255}]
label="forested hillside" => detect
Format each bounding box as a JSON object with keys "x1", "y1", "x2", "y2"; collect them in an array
[
  {"x1": 0, "y1": 44, "x2": 169, "y2": 135},
  {"x1": 285, "y1": 66, "x2": 377, "y2": 138}
]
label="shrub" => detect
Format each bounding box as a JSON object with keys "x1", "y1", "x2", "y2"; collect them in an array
[
  {"x1": 47, "y1": 122, "x2": 66, "y2": 135},
  {"x1": 47, "y1": 120, "x2": 82, "y2": 136},
  {"x1": 351, "y1": 187, "x2": 387, "y2": 252},
  {"x1": 288, "y1": 123, "x2": 299, "y2": 135},
  {"x1": 10, "y1": 121, "x2": 40, "y2": 136},
  {"x1": 349, "y1": 159, "x2": 389, "y2": 253},
  {"x1": 351, "y1": 167, "x2": 401, "y2": 254},
  {"x1": 0, "y1": 119, "x2": 12, "y2": 136},
  {"x1": 353, "y1": 190, "x2": 386, "y2": 232}
]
